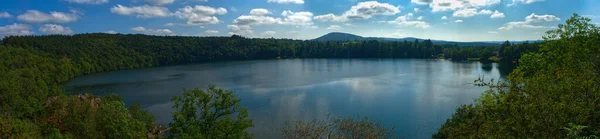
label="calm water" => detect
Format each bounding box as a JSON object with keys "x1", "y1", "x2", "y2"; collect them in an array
[{"x1": 63, "y1": 59, "x2": 510, "y2": 138}]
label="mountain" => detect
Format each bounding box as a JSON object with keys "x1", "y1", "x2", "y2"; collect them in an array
[
  {"x1": 313, "y1": 32, "x2": 540, "y2": 46},
  {"x1": 313, "y1": 32, "x2": 366, "y2": 41}
]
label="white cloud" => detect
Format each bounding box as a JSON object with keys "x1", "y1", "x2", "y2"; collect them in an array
[
  {"x1": 453, "y1": 8, "x2": 492, "y2": 18},
  {"x1": 0, "y1": 12, "x2": 11, "y2": 18},
  {"x1": 0, "y1": 23, "x2": 34, "y2": 37},
  {"x1": 417, "y1": 16, "x2": 423, "y2": 20},
  {"x1": 164, "y1": 23, "x2": 176, "y2": 27},
  {"x1": 228, "y1": 24, "x2": 252, "y2": 35},
  {"x1": 344, "y1": 23, "x2": 353, "y2": 26},
  {"x1": 250, "y1": 8, "x2": 271, "y2": 15},
  {"x1": 498, "y1": 13, "x2": 559, "y2": 30},
  {"x1": 230, "y1": 7, "x2": 237, "y2": 12},
  {"x1": 281, "y1": 10, "x2": 313, "y2": 26},
  {"x1": 412, "y1": 0, "x2": 500, "y2": 13},
  {"x1": 441, "y1": 16, "x2": 447, "y2": 20},
  {"x1": 260, "y1": 30, "x2": 276, "y2": 35},
  {"x1": 234, "y1": 15, "x2": 281, "y2": 26},
  {"x1": 478, "y1": 9, "x2": 492, "y2": 15},
  {"x1": 488, "y1": 31, "x2": 498, "y2": 34},
  {"x1": 411, "y1": 0, "x2": 433, "y2": 5},
  {"x1": 414, "y1": 8, "x2": 420, "y2": 12},
  {"x1": 64, "y1": 0, "x2": 108, "y2": 4},
  {"x1": 144, "y1": 0, "x2": 174, "y2": 5},
  {"x1": 131, "y1": 26, "x2": 175, "y2": 35},
  {"x1": 525, "y1": 13, "x2": 560, "y2": 22},
  {"x1": 509, "y1": 0, "x2": 544, "y2": 6},
  {"x1": 229, "y1": 9, "x2": 314, "y2": 35},
  {"x1": 314, "y1": 14, "x2": 345, "y2": 22},
  {"x1": 454, "y1": 19, "x2": 463, "y2": 23},
  {"x1": 490, "y1": 10, "x2": 505, "y2": 19},
  {"x1": 110, "y1": 5, "x2": 170, "y2": 18},
  {"x1": 39, "y1": 24, "x2": 74, "y2": 35},
  {"x1": 388, "y1": 14, "x2": 431, "y2": 28},
  {"x1": 204, "y1": 30, "x2": 219, "y2": 34},
  {"x1": 267, "y1": 0, "x2": 304, "y2": 4},
  {"x1": 327, "y1": 25, "x2": 343, "y2": 30},
  {"x1": 17, "y1": 10, "x2": 79, "y2": 23},
  {"x1": 105, "y1": 30, "x2": 118, "y2": 34},
  {"x1": 314, "y1": 1, "x2": 399, "y2": 22},
  {"x1": 173, "y1": 5, "x2": 227, "y2": 26}
]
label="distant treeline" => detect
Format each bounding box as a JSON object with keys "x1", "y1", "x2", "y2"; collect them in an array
[{"x1": 0, "y1": 33, "x2": 536, "y2": 138}]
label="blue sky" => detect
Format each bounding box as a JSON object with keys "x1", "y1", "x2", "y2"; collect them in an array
[{"x1": 0, "y1": 0, "x2": 598, "y2": 41}]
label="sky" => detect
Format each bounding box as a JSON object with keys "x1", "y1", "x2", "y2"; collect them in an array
[{"x1": 0, "y1": 0, "x2": 599, "y2": 41}]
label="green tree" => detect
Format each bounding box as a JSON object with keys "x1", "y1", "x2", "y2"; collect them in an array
[
  {"x1": 435, "y1": 13, "x2": 600, "y2": 138},
  {"x1": 169, "y1": 85, "x2": 254, "y2": 139}
]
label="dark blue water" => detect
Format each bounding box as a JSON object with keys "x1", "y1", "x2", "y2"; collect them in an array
[{"x1": 63, "y1": 59, "x2": 508, "y2": 138}]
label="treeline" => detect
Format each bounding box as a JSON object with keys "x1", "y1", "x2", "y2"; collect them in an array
[
  {"x1": 445, "y1": 41, "x2": 540, "y2": 63},
  {"x1": 434, "y1": 14, "x2": 600, "y2": 138}
]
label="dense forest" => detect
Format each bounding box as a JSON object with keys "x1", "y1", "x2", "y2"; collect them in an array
[
  {"x1": 0, "y1": 11, "x2": 547, "y2": 138},
  {"x1": 434, "y1": 14, "x2": 600, "y2": 138}
]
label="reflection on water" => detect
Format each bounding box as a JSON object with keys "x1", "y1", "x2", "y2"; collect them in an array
[{"x1": 63, "y1": 59, "x2": 512, "y2": 138}]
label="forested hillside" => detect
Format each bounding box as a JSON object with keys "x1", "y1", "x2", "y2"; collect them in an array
[{"x1": 435, "y1": 14, "x2": 600, "y2": 138}]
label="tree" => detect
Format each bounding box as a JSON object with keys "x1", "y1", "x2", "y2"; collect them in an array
[{"x1": 169, "y1": 85, "x2": 254, "y2": 139}]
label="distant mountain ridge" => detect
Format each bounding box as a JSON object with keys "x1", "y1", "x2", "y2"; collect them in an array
[{"x1": 313, "y1": 32, "x2": 541, "y2": 46}]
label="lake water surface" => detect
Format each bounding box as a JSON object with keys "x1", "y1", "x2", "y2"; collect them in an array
[{"x1": 63, "y1": 59, "x2": 510, "y2": 138}]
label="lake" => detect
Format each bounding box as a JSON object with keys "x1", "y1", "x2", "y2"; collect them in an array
[{"x1": 63, "y1": 59, "x2": 511, "y2": 138}]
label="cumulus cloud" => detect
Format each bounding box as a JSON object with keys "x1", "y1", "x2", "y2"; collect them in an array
[
  {"x1": 314, "y1": 1, "x2": 400, "y2": 22},
  {"x1": 0, "y1": 12, "x2": 11, "y2": 18},
  {"x1": 131, "y1": 26, "x2": 175, "y2": 35},
  {"x1": 326, "y1": 25, "x2": 343, "y2": 30},
  {"x1": 204, "y1": 30, "x2": 219, "y2": 34},
  {"x1": 267, "y1": 0, "x2": 304, "y2": 4},
  {"x1": 490, "y1": 10, "x2": 505, "y2": 19},
  {"x1": 228, "y1": 24, "x2": 253, "y2": 35},
  {"x1": 110, "y1": 5, "x2": 170, "y2": 18},
  {"x1": 498, "y1": 13, "x2": 559, "y2": 30},
  {"x1": 64, "y1": 0, "x2": 108, "y2": 4},
  {"x1": 441, "y1": 16, "x2": 448, "y2": 20},
  {"x1": 250, "y1": 8, "x2": 271, "y2": 15},
  {"x1": 17, "y1": 10, "x2": 79, "y2": 23},
  {"x1": 281, "y1": 10, "x2": 313, "y2": 26},
  {"x1": 173, "y1": 5, "x2": 227, "y2": 26},
  {"x1": 411, "y1": 0, "x2": 500, "y2": 13},
  {"x1": 105, "y1": 30, "x2": 118, "y2": 34},
  {"x1": 414, "y1": 8, "x2": 420, "y2": 12},
  {"x1": 454, "y1": 19, "x2": 463, "y2": 23},
  {"x1": 145, "y1": 0, "x2": 175, "y2": 5},
  {"x1": 453, "y1": 8, "x2": 492, "y2": 18},
  {"x1": 509, "y1": 0, "x2": 544, "y2": 6},
  {"x1": 411, "y1": 0, "x2": 433, "y2": 5},
  {"x1": 0, "y1": 23, "x2": 34, "y2": 37},
  {"x1": 229, "y1": 9, "x2": 313, "y2": 35},
  {"x1": 260, "y1": 30, "x2": 276, "y2": 35},
  {"x1": 314, "y1": 14, "x2": 345, "y2": 22},
  {"x1": 39, "y1": 24, "x2": 74, "y2": 35},
  {"x1": 417, "y1": 16, "x2": 424, "y2": 20},
  {"x1": 388, "y1": 13, "x2": 431, "y2": 28}
]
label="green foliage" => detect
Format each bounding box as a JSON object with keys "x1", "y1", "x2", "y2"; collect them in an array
[
  {"x1": 0, "y1": 117, "x2": 42, "y2": 138},
  {"x1": 435, "y1": 13, "x2": 600, "y2": 138},
  {"x1": 169, "y1": 85, "x2": 254, "y2": 139},
  {"x1": 282, "y1": 115, "x2": 399, "y2": 139}
]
